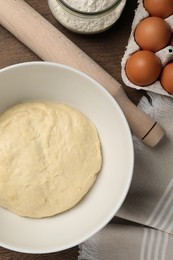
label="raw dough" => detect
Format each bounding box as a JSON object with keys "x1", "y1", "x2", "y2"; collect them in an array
[{"x1": 0, "y1": 102, "x2": 102, "y2": 218}]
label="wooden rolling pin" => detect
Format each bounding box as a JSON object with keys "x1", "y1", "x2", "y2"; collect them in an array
[{"x1": 0, "y1": 0, "x2": 165, "y2": 147}]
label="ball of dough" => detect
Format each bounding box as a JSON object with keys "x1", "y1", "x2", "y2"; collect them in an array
[{"x1": 0, "y1": 102, "x2": 102, "y2": 218}]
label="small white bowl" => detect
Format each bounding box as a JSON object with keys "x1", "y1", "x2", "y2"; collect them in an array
[{"x1": 0, "y1": 62, "x2": 134, "y2": 253}]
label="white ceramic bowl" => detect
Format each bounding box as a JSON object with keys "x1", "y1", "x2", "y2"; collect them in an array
[{"x1": 0, "y1": 62, "x2": 134, "y2": 253}]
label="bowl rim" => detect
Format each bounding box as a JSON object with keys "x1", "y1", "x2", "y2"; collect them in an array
[{"x1": 0, "y1": 61, "x2": 134, "y2": 253}]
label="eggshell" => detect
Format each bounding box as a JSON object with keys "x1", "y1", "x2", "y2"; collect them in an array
[
  {"x1": 160, "y1": 62, "x2": 173, "y2": 94},
  {"x1": 144, "y1": 0, "x2": 173, "y2": 19},
  {"x1": 171, "y1": 37, "x2": 173, "y2": 46},
  {"x1": 125, "y1": 50, "x2": 162, "y2": 86},
  {"x1": 121, "y1": 0, "x2": 173, "y2": 98},
  {"x1": 134, "y1": 17, "x2": 172, "y2": 52}
]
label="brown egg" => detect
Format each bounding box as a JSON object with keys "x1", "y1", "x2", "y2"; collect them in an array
[
  {"x1": 134, "y1": 17, "x2": 172, "y2": 52},
  {"x1": 125, "y1": 50, "x2": 162, "y2": 86},
  {"x1": 171, "y1": 36, "x2": 173, "y2": 46},
  {"x1": 144, "y1": 0, "x2": 173, "y2": 19},
  {"x1": 160, "y1": 62, "x2": 173, "y2": 94}
]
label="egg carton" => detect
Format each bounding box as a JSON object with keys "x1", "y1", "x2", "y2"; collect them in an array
[{"x1": 121, "y1": 0, "x2": 173, "y2": 97}]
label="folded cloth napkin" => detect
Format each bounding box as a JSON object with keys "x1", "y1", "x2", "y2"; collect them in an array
[
  {"x1": 78, "y1": 92, "x2": 173, "y2": 259},
  {"x1": 78, "y1": 223, "x2": 173, "y2": 260}
]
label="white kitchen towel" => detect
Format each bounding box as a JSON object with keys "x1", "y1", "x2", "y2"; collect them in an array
[
  {"x1": 117, "y1": 92, "x2": 173, "y2": 235},
  {"x1": 78, "y1": 223, "x2": 173, "y2": 260},
  {"x1": 78, "y1": 92, "x2": 173, "y2": 259}
]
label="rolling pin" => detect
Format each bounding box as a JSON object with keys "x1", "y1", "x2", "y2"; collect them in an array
[{"x1": 0, "y1": 0, "x2": 165, "y2": 147}]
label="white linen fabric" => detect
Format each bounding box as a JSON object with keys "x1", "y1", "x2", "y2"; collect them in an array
[{"x1": 78, "y1": 92, "x2": 173, "y2": 259}]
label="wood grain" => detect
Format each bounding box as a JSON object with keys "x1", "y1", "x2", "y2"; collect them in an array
[
  {"x1": 0, "y1": 0, "x2": 141, "y2": 259},
  {"x1": 0, "y1": 0, "x2": 141, "y2": 102}
]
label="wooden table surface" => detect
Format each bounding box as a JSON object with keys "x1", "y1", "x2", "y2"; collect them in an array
[{"x1": 0, "y1": 0, "x2": 142, "y2": 259}]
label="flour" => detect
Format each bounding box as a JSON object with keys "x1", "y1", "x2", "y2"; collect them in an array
[
  {"x1": 61, "y1": 0, "x2": 118, "y2": 13},
  {"x1": 48, "y1": 0, "x2": 126, "y2": 34}
]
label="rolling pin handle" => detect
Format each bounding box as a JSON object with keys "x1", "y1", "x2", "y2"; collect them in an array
[{"x1": 113, "y1": 87, "x2": 165, "y2": 147}]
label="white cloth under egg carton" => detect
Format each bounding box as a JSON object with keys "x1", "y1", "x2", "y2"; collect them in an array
[{"x1": 121, "y1": 0, "x2": 173, "y2": 97}]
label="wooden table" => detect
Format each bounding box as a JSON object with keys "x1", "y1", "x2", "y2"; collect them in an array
[{"x1": 0, "y1": 0, "x2": 142, "y2": 259}]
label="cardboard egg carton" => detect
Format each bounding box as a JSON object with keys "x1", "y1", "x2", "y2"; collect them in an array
[{"x1": 121, "y1": 0, "x2": 173, "y2": 97}]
